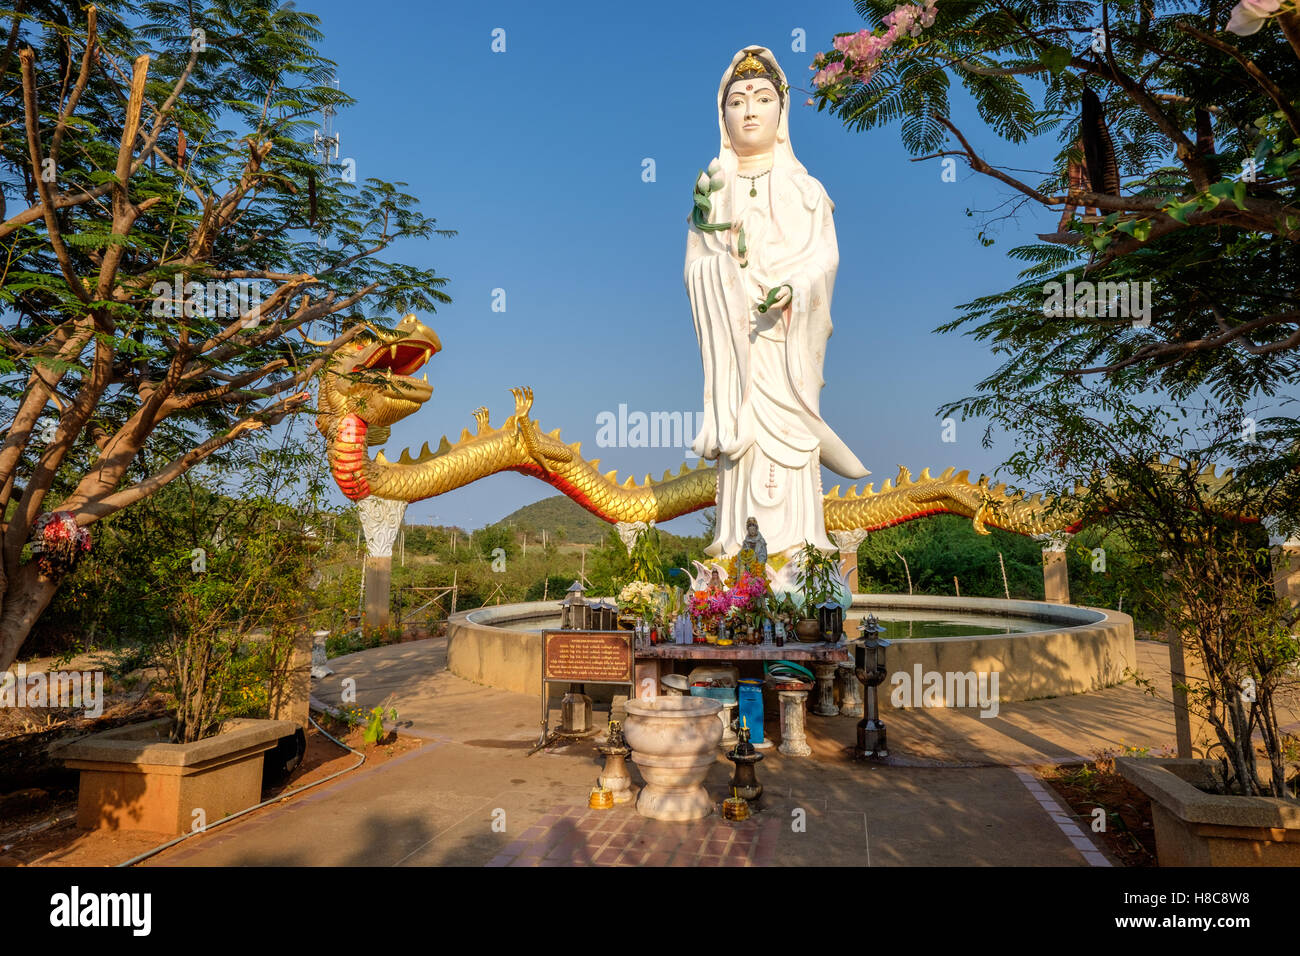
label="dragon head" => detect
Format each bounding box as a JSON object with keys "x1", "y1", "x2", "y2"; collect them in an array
[{"x1": 317, "y1": 314, "x2": 441, "y2": 445}]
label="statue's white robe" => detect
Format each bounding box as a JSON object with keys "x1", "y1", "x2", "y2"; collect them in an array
[{"x1": 686, "y1": 167, "x2": 868, "y2": 557}]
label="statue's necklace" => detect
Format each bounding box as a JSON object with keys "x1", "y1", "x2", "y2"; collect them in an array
[{"x1": 738, "y1": 168, "x2": 770, "y2": 197}]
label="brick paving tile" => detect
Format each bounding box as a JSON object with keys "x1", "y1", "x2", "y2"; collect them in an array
[
  {"x1": 546, "y1": 841, "x2": 580, "y2": 861},
  {"x1": 605, "y1": 832, "x2": 634, "y2": 849},
  {"x1": 705, "y1": 839, "x2": 730, "y2": 855},
  {"x1": 644, "y1": 852, "x2": 672, "y2": 866},
  {"x1": 594, "y1": 847, "x2": 622, "y2": 865},
  {"x1": 623, "y1": 849, "x2": 651, "y2": 865}
]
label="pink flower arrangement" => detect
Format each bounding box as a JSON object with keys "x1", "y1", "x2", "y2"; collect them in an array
[
  {"x1": 689, "y1": 566, "x2": 770, "y2": 630},
  {"x1": 32, "y1": 511, "x2": 91, "y2": 577},
  {"x1": 812, "y1": 1, "x2": 939, "y2": 89}
]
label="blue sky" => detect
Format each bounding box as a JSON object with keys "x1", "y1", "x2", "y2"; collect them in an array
[{"x1": 302, "y1": 0, "x2": 1074, "y2": 533}]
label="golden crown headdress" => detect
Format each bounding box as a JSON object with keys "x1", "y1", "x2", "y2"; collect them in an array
[
  {"x1": 730, "y1": 49, "x2": 788, "y2": 96},
  {"x1": 733, "y1": 51, "x2": 768, "y2": 78}
]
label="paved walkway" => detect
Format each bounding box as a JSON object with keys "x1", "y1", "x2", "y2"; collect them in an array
[{"x1": 145, "y1": 639, "x2": 1196, "y2": 867}]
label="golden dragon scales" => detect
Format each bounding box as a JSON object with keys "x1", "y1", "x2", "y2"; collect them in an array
[{"x1": 314, "y1": 316, "x2": 1228, "y2": 538}]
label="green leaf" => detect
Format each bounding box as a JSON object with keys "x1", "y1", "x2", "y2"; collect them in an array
[
  {"x1": 1263, "y1": 150, "x2": 1300, "y2": 176},
  {"x1": 1232, "y1": 181, "x2": 1247, "y2": 211},
  {"x1": 1039, "y1": 45, "x2": 1072, "y2": 74}
]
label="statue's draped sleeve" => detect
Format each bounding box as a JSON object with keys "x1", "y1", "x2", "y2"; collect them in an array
[
  {"x1": 684, "y1": 173, "x2": 866, "y2": 479},
  {"x1": 684, "y1": 217, "x2": 750, "y2": 462}
]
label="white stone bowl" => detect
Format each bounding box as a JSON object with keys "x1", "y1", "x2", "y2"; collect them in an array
[{"x1": 624, "y1": 696, "x2": 723, "y2": 821}]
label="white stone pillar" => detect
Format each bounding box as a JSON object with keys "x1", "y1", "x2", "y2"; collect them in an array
[
  {"x1": 810, "y1": 662, "x2": 839, "y2": 716},
  {"x1": 1035, "y1": 532, "x2": 1072, "y2": 604},
  {"x1": 838, "y1": 663, "x2": 864, "y2": 717},
  {"x1": 830, "y1": 529, "x2": 869, "y2": 593},
  {"x1": 357, "y1": 496, "x2": 407, "y2": 635},
  {"x1": 777, "y1": 690, "x2": 812, "y2": 757},
  {"x1": 616, "y1": 520, "x2": 651, "y2": 554},
  {"x1": 1270, "y1": 534, "x2": 1300, "y2": 608}
]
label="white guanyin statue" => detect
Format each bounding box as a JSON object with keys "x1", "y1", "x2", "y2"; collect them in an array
[{"x1": 686, "y1": 45, "x2": 870, "y2": 563}]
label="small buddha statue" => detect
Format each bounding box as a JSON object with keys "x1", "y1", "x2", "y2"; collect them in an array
[{"x1": 739, "y1": 516, "x2": 767, "y2": 567}]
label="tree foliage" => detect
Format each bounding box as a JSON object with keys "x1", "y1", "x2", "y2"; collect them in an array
[
  {"x1": 814, "y1": 1, "x2": 1300, "y2": 400},
  {"x1": 0, "y1": 0, "x2": 452, "y2": 669},
  {"x1": 981, "y1": 381, "x2": 1300, "y2": 798}
]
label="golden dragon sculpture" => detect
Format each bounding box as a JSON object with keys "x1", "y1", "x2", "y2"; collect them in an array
[{"x1": 315, "y1": 316, "x2": 1229, "y2": 538}]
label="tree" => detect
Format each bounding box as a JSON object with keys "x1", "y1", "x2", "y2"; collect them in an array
[
  {"x1": 978, "y1": 381, "x2": 1300, "y2": 798},
  {"x1": 471, "y1": 524, "x2": 516, "y2": 563},
  {"x1": 0, "y1": 1, "x2": 453, "y2": 669},
  {"x1": 811, "y1": 1, "x2": 1300, "y2": 399}
]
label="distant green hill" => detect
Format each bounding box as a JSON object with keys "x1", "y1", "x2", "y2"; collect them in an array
[
  {"x1": 492, "y1": 495, "x2": 617, "y2": 544},
  {"x1": 493, "y1": 495, "x2": 707, "y2": 551}
]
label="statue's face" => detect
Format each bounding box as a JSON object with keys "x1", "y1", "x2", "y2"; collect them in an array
[
  {"x1": 724, "y1": 77, "x2": 780, "y2": 156},
  {"x1": 746, "y1": 519, "x2": 757, "y2": 535}
]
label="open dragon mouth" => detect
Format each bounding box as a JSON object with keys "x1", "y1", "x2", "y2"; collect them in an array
[
  {"x1": 362, "y1": 338, "x2": 439, "y2": 378},
  {"x1": 356, "y1": 333, "x2": 440, "y2": 403}
]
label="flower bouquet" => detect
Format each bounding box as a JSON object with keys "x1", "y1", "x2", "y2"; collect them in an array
[
  {"x1": 617, "y1": 580, "x2": 660, "y2": 625},
  {"x1": 31, "y1": 511, "x2": 92, "y2": 576}
]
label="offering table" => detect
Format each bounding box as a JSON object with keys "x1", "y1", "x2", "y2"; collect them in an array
[{"x1": 633, "y1": 642, "x2": 850, "y2": 757}]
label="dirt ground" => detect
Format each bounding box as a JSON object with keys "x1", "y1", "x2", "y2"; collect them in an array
[
  {"x1": 1042, "y1": 753, "x2": 1160, "y2": 866},
  {"x1": 0, "y1": 713, "x2": 422, "y2": 867}
]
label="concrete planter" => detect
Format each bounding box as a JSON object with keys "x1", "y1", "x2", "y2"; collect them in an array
[
  {"x1": 57, "y1": 717, "x2": 296, "y2": 835},
  {"x1": 623, "y1": 696, "x2": 722, "y2": 821},
  {"x1": 1116, "y1": 757, "x2": 1300, "y2": 866}
]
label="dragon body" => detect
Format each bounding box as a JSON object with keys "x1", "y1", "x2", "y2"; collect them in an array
[{"x1": 317, "y1": 317, "x2": 1224, "y2": 539}]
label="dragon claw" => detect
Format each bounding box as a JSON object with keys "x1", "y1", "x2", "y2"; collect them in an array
[{"x1": 511, "y1": 386, "x2": 534, "y2": 418}]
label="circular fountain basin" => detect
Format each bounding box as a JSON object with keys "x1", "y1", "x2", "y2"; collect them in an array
[{"x1": 446, "y1": 594, "x2": 1135, "y2": 706}]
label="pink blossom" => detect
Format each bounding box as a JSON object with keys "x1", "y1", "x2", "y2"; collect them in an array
[
  {"x1": 832, "y1": 32, "x2": 857, "y2": 53},
  {"x1": 1227, "y1": 0, "x2": 1282, "y2": 34},
  {"x1": 812, "y1": 61, "x2": 846, "y2": 88}
]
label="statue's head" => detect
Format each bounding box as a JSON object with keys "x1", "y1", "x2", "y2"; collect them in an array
[
  {"x1": 316, "y1": 314, "x2": 439, "y2": 436},
  {"x1": 746, "y1": 516, "x2": 759, "y2": 536},
  {"x1": 723, "y1": 50, "x2": 785, "y2": 157}
]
